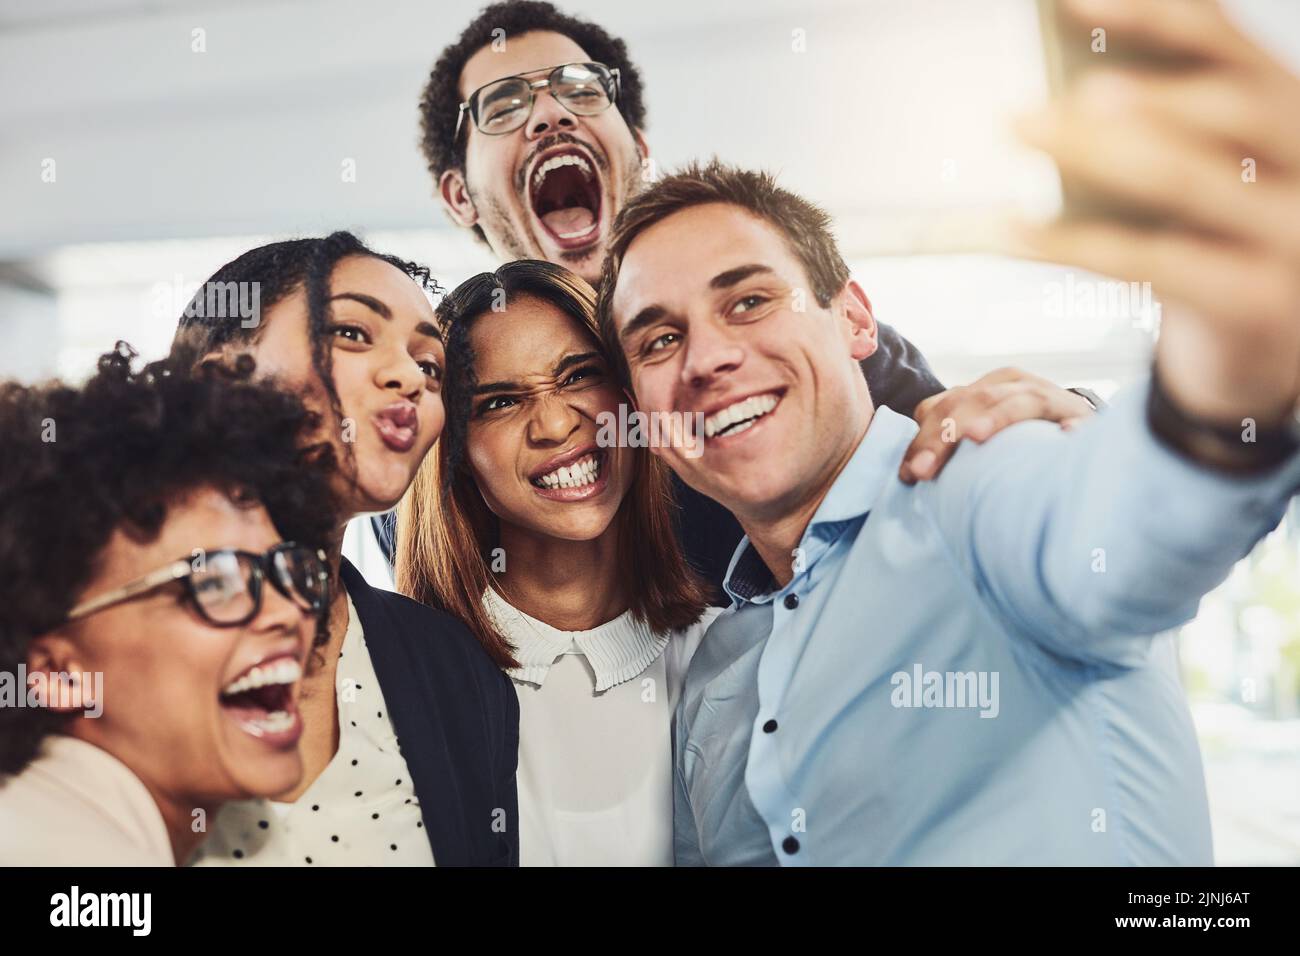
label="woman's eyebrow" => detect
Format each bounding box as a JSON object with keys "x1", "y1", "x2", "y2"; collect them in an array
[
  {"x1": 553, "y1": 351, "x2": 599, "y2": 376},
  {"x1": 473, "y1": 352, "x2": 600, "y2": 396},
  {"x1": 474, "y1": 379, "x2": 520, "y2": 395},
  {"x1": 331, "y1": 292, "x2": 442, "y2": 341},
  {"x1": 329, "y1": 292, "x2": 390, "y2": 318}
]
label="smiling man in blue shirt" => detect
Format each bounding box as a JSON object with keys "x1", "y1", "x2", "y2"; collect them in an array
[{"x1": 594, "y1": 157, "x2": 1300, "y2": 865}]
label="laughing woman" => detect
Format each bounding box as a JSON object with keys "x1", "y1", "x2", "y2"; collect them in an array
[
  {"x1": 0, "y1": 347, "x2": 334, "y2": 865},
  {"x1": 173, "y1": 232, "x2": 518, "y2": 866},
  {"x1": 397, "y1": 260, "x2": 718, "y2": 867}
]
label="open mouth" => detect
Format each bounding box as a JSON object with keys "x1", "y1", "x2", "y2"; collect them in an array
[
  {"x1": 219, "y1": 655, "x2": 303, "y2": 745},
  {"x1": 704, "y1": 391, "x2": 782, "y2": 441},
  {"x1": 528, "y1": 148, "x2": 603, "y2": 248}
]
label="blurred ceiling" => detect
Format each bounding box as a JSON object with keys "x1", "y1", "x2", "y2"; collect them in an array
[{"x1": 1, "y1": 0, "x2": 1296, "y2": 259}]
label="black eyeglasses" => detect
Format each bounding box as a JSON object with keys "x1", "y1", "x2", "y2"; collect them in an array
[
  {"x1": 66, "y1": 543, "x2": 330, "y2": 628},
  {"x1": 455, "y1": 61, "x2": 621, "y2": 140}
]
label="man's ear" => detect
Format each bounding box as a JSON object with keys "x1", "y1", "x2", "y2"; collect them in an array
[
  {"x1": 633, "y1": 127, "x2": 651, "y2": 162},
  {"x1": 841, "y1": 280, "x2": 878, "y2": 362},
  {"x1": 438, "y1": 167, "x2": 479, "y2": 229}
]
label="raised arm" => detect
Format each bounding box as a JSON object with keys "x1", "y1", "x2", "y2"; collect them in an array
[
  {"x1": 920, "y1": 383, "x2": 1300, "y2": 666},
  {"x1": 936, "y1": 0, "x2": 1300, "y2": 665}
]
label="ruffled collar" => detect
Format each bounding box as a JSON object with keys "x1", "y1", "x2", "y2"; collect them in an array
[{"x1": 482, "y1": 587, "x2": 668, "y2": 692}]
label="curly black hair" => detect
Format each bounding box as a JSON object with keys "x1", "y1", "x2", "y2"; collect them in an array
[
  {"x1": 0, "y1": 342, "x2": 340, "y2": 777},
  {"x1": 418, "y1": 0, "x2": 648, "y2": 242},
  {"x1": 173, "y1": 230, "x2": 439, "y2": 419}
]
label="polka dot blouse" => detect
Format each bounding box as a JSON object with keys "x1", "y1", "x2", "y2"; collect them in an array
[{"x1": 189, "y1": 591, "x2": 434, "y2": 866}]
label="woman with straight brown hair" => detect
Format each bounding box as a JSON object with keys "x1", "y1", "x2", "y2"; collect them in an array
[{"x1": 397, "y1": 259, "x2": 719, "y2": 866}]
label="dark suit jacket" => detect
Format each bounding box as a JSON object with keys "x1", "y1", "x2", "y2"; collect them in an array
[{"x1": 341, "y1": 558, "x2": 519, "y2": 865}]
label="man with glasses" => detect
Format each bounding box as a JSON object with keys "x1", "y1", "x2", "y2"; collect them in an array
[
  {"x1": 403, "y1": 1, "x2": 1096, "y2": 594},
  {"x1": 0, "y1": 346, "x2": 336, "y2": 865},
  {"x1": 420, "y1": 3, "x2": 946, "y2": 409},
  {"x1": 424, "y1": 18, "x2": 646, "y2": 290}
]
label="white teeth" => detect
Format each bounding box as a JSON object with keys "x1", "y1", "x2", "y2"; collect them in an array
[
  {"x1": 534, "y1": 453, "x2": 601, "y2": 489},
  {"x1": 221, "y1": 659, "x2": 302, "y2": 698},
  {"x1": 556, "y1": 222, "x2": 597, "y2": 240},
  {"x1": 244, "y1": 710, "x2": 294, "y2": 735},
  {"x1": 704, "y1": 393, "x2": 779, "y2": 439},
  {"x1": 532, "y1": 153, "x2": 594, "y2": 192}
]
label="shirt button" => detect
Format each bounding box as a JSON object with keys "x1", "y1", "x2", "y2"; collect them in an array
[
  {"x1": 782, "y1": 836, "x2": 800, "y2": 855},
  {"x1": 762, "y1": 719, "x2": 778, "y2": 733},
  {"x1": 784, "y1": 593, "x2": 799, "y2": 610}
]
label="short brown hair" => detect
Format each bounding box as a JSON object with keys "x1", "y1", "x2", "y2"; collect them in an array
[
  {"x1": 395, "y1": 259, "x2": 709, "y2": 670},
  {"x1": 595, "y1": 159, "x2": 851, "y2": 388}
]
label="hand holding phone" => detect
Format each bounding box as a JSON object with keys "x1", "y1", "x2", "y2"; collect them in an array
[
  {"x1": 1035, "y1": 0, "x2": 1210, "y2": 225},
  {"x1": 1018, "y1": 0, "x2": 1300, "y2": 429}
]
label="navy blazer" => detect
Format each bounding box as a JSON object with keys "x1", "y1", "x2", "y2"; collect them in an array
[{"x1": 341, "y1": 558, "x2": 519, "y2": 866}]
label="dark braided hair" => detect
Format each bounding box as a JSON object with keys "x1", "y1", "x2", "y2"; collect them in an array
[
  {"x1": 172, "y1": 231, "x2": 442, "y2": 469},
  {"x1": 418, "y1": 1, "x2": 648, "y2": 244},
  {"x1": 433, "y1": 272, "x2": 491, "y2": 493},
  {"x1": 0, "y1": 343, "x2": 340, "y2": 776}
]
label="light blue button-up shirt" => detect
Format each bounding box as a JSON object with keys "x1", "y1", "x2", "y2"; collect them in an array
[{"x1": 673, "y1": 380, "x2": 1300, "y2": 865}]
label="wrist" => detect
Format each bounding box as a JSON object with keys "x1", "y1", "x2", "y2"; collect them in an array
[
  {"x1": 1155, "y1": 313, "x2": 1300, "y2": 427},
  {"x1": 1147, "y1": 362, "x2": 1300, "y2": 474}
]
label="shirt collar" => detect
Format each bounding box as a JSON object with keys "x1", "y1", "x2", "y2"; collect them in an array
[
  {"x1": 722, "y1": 406, "x2": 919, "y2": 605},
  {"x1": 482, "y1": 587, "x2": 669, "y2": 692}
]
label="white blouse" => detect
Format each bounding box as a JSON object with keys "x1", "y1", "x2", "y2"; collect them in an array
[
  {"x1": 192, "y1": 590, "x2": 433, "y2": 866},
  {"x1": 0, "y1": 735, "x2": 173, "y2": 866},
  {"x1": 483, "y1": 588, "x2": 721, "y2": 867}
]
